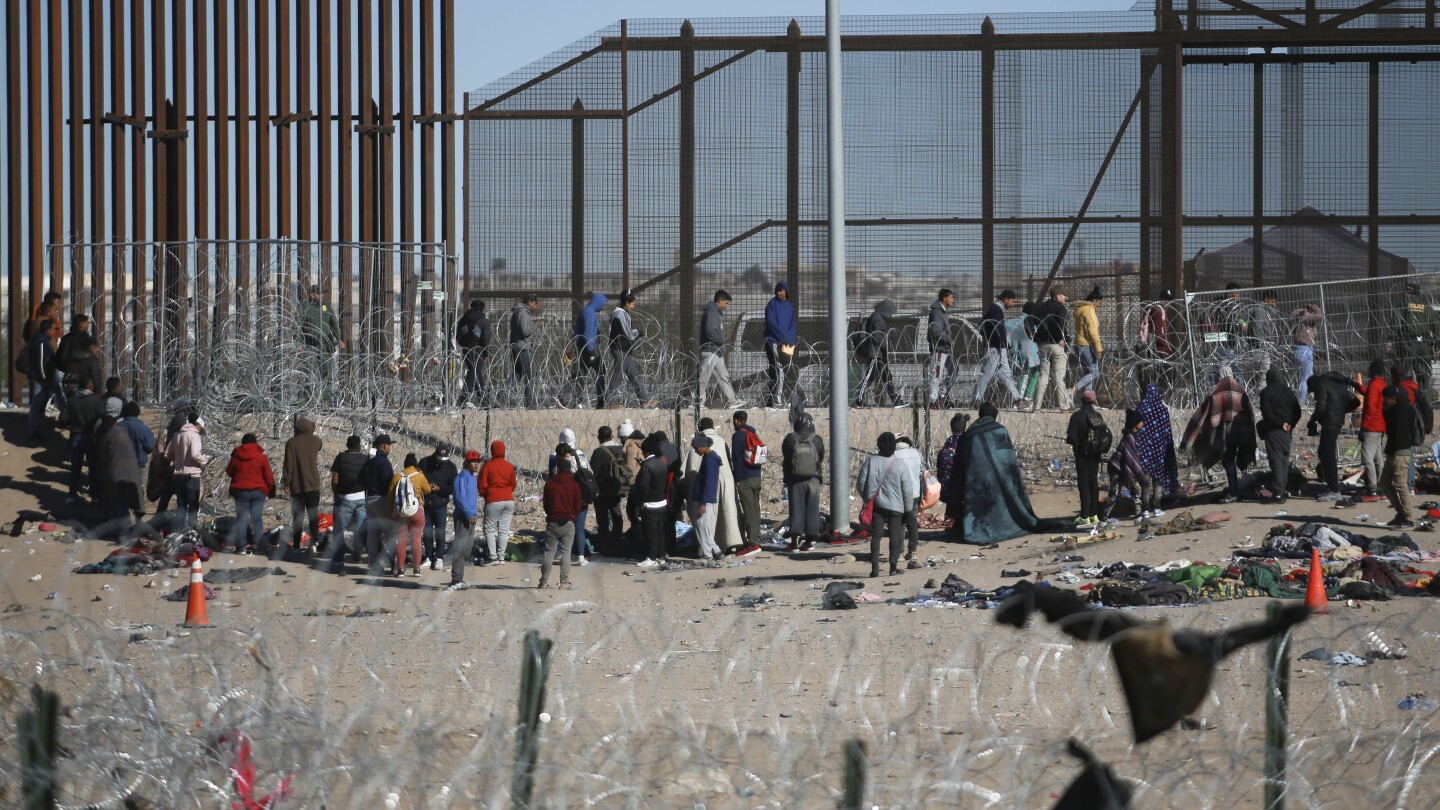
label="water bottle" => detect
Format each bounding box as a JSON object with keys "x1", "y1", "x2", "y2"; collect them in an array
[
  {"x1": 1051, "y1": 458, "x2": 1061, "y2": 472},
  {"x1": 781, "y1": 488, "x2": 789, "y2": 502}
]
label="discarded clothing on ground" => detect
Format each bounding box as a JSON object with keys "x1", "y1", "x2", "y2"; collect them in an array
[
  {"x1": 163, "y1": 583, "x2": 217, "y2": 602},
  {"x1": 823, "y1": 581, "x2": 864, "y2": 610}
]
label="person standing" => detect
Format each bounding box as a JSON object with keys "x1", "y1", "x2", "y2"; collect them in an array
[
  {"x1": 225, "y1": 433, "x2": 276, "y2": 552},
  {"x1": 567, "y1": 292, "x2": 608, "y2": 408},
  {"x1": 763, "y1": 281, "x2": 798, "y2": 408},
  {"x1": 605, "y1": 292, "x2": 656, "y2": 408},
  {"x1": 1257, "y1": 367, "x2": 1300, "y2": 504},
  {"x1": 974, "y1": 290, "x2": 1027, "y2": 409},
  {"x1": 165, "y1": 410, "x2": 209, "y2": 527},
  {"x1": 1065, "y1": 390, "x2": 1108, "y2": 526},
  {"x1": 419, "y1": 444, "x2": 458, "y2": 570},
  {"x1": 1291, "y1": 303, "x2": 1323, "y2": 401},
  {"x1": 455, "y1": 299, "x2": 492, "y2": 408},
  {"x1": 1391, "y1": 281, "x2": 1439, "y2": 394},
  {"x1": 856, "y1": 432, "x2": 915, "y2": 579},
  {"x1": 1380, "y1": 386, "x2": 1419, "y2": 529},
  {"x1": 116, "y1": 402, "x2": 156, "y2": 478},
  {"x1": 445, "y1": 450, "x2": 482, "y2": 589},
  {"x1": 298, "y1": 285, "x2": 344, "y2": 404},
  {"x1": 620, "y1": 425, "x2": 647, "y2": 545},
  {"x1": 547, "y1": 429, "x2": 592, "y2": 564},
  {"x1": 698, "y1": 290, "x2": 742, "y2": 409},
  {"x1": 478, "y1": 439, "x2": 517, "y2": 565},
  {"x1": 681, "y1": 417, "x2": 742, "y2": 555},
  {"x1": 1304, "y1": 371, "x2": 1362, "y2": 500},
  {"x1": 781, "y1": 413, "x2": 825, "y2": 551},
  {"x1": 632, "y1": 435, "x2": 674, "y2": 567},
  {"x1": 893, "y1": 435, "x2": 925, "y2": 561},
  {"x1": 24, "y1": 319, "x2": 59, "y2": 439},
  {"x1": 927, "y1": 289, "x2": 958, "y2": 407},
  {"x1": 1033, "y1": 289, "x2": 1069, "y2": 411},
  {"x1": 282, "y1": 416, "x2": 324, "y2": 551},
  {"x1": 730, "y1": 411, "x2": 765, "y2": 555},
  {"x1": 507, "y1": 293, "x2": 541, "y2": 409},
  {"x1": 95, "y1": 402, "x2": 144, "y2": 539},
  {"x1": 328, "y1": 435, "x2": 370, "y2": 567},
  {"x1": 858, "y1": 300, "x2": 903, "y2": 407},
  {"x1": 538, "y1": 457, "x2": 582, "y2": 589},
  {"x1": 387, "y1": 453, "x2": 432, "y2": 577},
  {"x1": 1182, "y1": 371, "x2": 1258, "y2": 505},
  {"x1": 56, "y1": 314, "x2": 102, "y2": 400},
  {"x1": 360, "y1": 434, "x2": 396, "y2": 572},
  {"x1": 935, "y1": 412, "x2": 969, "y2": 529},
  {"x1": 1359, "y1": 359, "x2": 1389, "y2": 497},
  {"x1": 590, "y1": 426, "x2": 626, "y2": 554},
  {"x1": 1393, "y1": 365, "x2": 1430, "y2": 492},
  {"x1": 1073, "y1": 286, "x2": 1104, "y2": 398},
  {"x1": 22, "y1": 291, "x2": 62, "y2": 343},
  {"x1": 688, "y1": 435, "x2": 725, "y2": 560}
]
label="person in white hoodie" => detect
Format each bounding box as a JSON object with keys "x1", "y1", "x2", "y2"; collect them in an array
[
  {"x1": 165, "y1": 412, "x2": 211, "y2": 528},
  {"x1": 893, "y1": 435, "x2": 926, "y2": 563}
]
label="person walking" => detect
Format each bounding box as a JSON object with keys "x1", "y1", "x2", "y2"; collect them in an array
[
  {"x1": 858, "y1": 300, "x2": 903, "y2": 407},
  {"x1": 1011, "y1": 303, "x2": 1042, "y2": 403},
  {"x1": 1304, "y1": 371, "x2": 1362, "y2": 500},
  {"x1": 1391, "y1": 281, "x2": 1439, "y2": 394},
  {"x1": 927, "y1": 289, "x2": 959, "y2": 408},
  {"x1": 893, "y1": 434, "x2": 925, "y2": 561},
  {"x1": 1291, "y1": 303, "x2": 1323, "y2": 401},
  {"x1": 165, "y1": 411, "x2": 210, "y2": 527},
  {"x1": 507, "y1": 293, "x2": 541, "y2": 409},
  {"x1": 1073, "y1": 286, "x2": 1104, "y2": 398},
  {"x1": 567, "y1": 292, "x2": 608, "y2": 408},
  {"x1": 856, "y1": 432, "x2": 915, "y2": 579},
  {"x1": 763, "y1": 281, "x2": 798, "y2": 407},
  {"x1": 1257, "y1": 367, "x2": 1300, "y2": 504},
  {"x1": 698, "y1": 290, "x2": 742, "y2": 409},
  {"x1": 688, "y1": 435, "x2": 726, "y2": 560},
  {"x1": 225, "y1": 434, "x2": 276, "y2": 553},
  {"x1": 632, "y1": 435, "x2": 673, "y2": 567},
  {"x1": 538, "y1": 458, "x2": 582, "y2": 589},
  {"x1": 22, "y1": 291, "x2": 62, "y2": 343},
  {"x1": 1103, "y1": 409, "x2": 1157, "y2": 521},
  {"x1": 590, "y1": 425, "x2": 626, "y2": 554},
  {"x1": 478, "y1": 439, "x2": 517, "y2": 564},
  {"x1": 328, "y1": 435, "x2": 370, "y2": 567},
  {"x1": 1065, "y1": 390, "x2": 1108, "y2": 526},
  {"x1": 1359, "y1": 359, "x2": 1389, "y2": 496},
  {"x1": 445, "y1": 450, "x2": 482, "y2": 589},
  {"x1": 974, "y1": 290, "x2": 1028, "y2": 408},
  {"x1": 56, "y1": 314, "x2": 102, "y2": 400},
  {"x1": 419, "y1": 444, "x2": 458, "y2": 570},
  {"x1": 95, "y1": 402, "x2": 144, "y2": 539},
  {"x1": 388, "y1": 453, "x2": 433, "y2": 577},
  {"x1": 360, "y1": 434, "x2": 396, "y2": 572},
  {"x1": 781, "y1": 413, "x2": 825, "y2": 551},
  {"x1": 24, "y1": 318, "x2": 59, "y2": 439},
  {"x1": 730, "y1": 410, "x2": 765, "y2": 555},
  {"x1": 455, "y1": 299, "x2": 492, "y2": 407},
  {"x1": 1380, "y1": 385, "x2": 1419, "y2": 529},
  {"x1": 282, "y1": 416, "x2": 324, "y2": 551},
  {"x1": 605, "y1": 292, "x2": 657, "y2": 408},
  {"x1": 1033, "y1": 289, "x2": 1069, "y2": 411}
]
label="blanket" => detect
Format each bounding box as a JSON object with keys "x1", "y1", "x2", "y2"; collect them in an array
[
  {"x1": 950, "y1": 417, "x2": 1069, "y2": 544},
  {"x1": 1180, "y1": 376, "x2": 1257, "y2": 470}
]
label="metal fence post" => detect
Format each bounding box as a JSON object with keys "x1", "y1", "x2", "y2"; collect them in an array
[
  {"x1": 1317, "y1": 283, "x2": 1331, "y2": 372},
  {"x1": 1183, "y1": 292, "x2": 1201, "y2": 408},
  {"x1": 1264, "y1": 601, "x2": 1292, "y2": 809}
]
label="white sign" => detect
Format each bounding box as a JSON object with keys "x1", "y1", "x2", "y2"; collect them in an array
[
  {"x1": 1203, "y1": 332, "x2": 1228, "y2": 343},
  {"x1": 432, "y1": 290, "x2": 445, "y2": 301}
]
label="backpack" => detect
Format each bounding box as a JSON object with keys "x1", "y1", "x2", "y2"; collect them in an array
[
  {"x1": 1078, "y1": 410, "x2": 1114, "y2": 459},
  {"x1": 850, "y1": 329, "x2": 873, "y2": 363},
  {"x1": 394, "y1": 472, "x2": 421, "y2": 517},
  {"x1": 741, "y1": 428, "x2": 768, "y2": 467},
  {"x1": 15, "y1": 343, "x2": 31, "y2": 377},
  {"x1": 791, "y1": 437, "x2": 819, "y2": 479},
  {"x1": 574, "y1": 466, "x2": 599, "y2": 505}
]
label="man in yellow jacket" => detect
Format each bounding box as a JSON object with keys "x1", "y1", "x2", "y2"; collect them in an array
[{"x1": 1073, "y1": 285, "x2": 1104, "y2": 399}]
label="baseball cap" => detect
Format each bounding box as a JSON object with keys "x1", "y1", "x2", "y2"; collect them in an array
[{"x1": 464, "y1": 450, "x2": 482, "y2": 462}]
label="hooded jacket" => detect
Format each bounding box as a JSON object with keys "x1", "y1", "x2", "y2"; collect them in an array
[
  {"x1": 455, "y1": 306, "x2": 491, "y2": 350},
  {"x1": 633, "y1": 444, "x2": 674, "y2": 508},
  {"x1": 865, "y1": 300, "x2": 898, "y2": 356},
  {"x1": 509, "y1": 302, "x2": 535, "y2": 350},
  {"x1": 781, "y1": 423, "x2": 826, "y2": 486},
  {"x1": 574, "y1": 293, "x2": 608, "y2": 353},
  {"x1": 609, "y1": 305, "x2": 641, "y2": 353},
  {"x1": 699, "y1": 300, "x2": 727, "y2": 354},
  {"x1": 1073, "y1": 301, "x2": 1102, "y2": 351},
  {"x1": 419, "y1": 452, "x2": 458, "y2": 509},
  {"x1": 856, "y1": 441, "x2": 917, "y2": 514},
  {"x1": 1307, "y1": 371, "x2": 1362, "y2": 430},
  {"x1": 454, "y1": 467, "x2": 480, "y2": 522},
  {"x1": 477, "y1": 440, "x2": 516, "y2": 502},
  {"x1": 1065, "y1": 402, "x2": 1104, "y2": 460},
  {"x1": 1361, "y1": 364, "x2": 1388, "y2": 434},
  {"x1": 1257, "y1": 367, "x2": 1301, "y2": 435},
  {"x1": 980, "y1": 298, "x2": 1010, "y2": 351},
  {"x1": 927, "y1": 299, "x2": 953, "y2": 353},
  {"x1": 1035, "y1": 297, "x2": 1069, "y2": 345},
  {"x1": 360, "y1": 450, "x2": 394, "y2": 499},
  {"x1": 542, "y1": 469, "x2": 582, "y2": 522},
  {"x1": 166, "y1": 422, "x2": 211, "y2": 477},
  {"x1": 226, "y1": 442, "x2": 276, "y2": 496},
  {"x1": 763, "y1": 281, "x2": 797, "y2": 345},
  {"x1": 24, "y1": 329, "x2": 56, "y2": 383},
  {"x1": 893, "y1": 439, "x2": 925, "y2": 500},
  {"x1": 119, "y1": 417, "x2": 156, "y2": 468},
  {"x1": 282, "y1": 416, "x2": 323, "y2": 494},
  {"x1": 1384, "y1": 391, "x2": 1420, "y2": 455}
]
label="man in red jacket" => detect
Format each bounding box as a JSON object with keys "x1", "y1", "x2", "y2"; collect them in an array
[
  {"x1": 477, "y1": 440, "x2": 516, "y2": 564},
  {"x1": 1359, "y1": 359, "x2": 1388, "y2": 496},
  {"x1": 539, "y1": 457, "x2": 582, "y2": 589}
]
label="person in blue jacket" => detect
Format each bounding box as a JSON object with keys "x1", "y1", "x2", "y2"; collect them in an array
[
  {"x1": 764, "y1": 281, "x2": 798, "y2": 408},
  {"x1": 566, "y1": 292, "x2": 608, "y2": 408},
  {"x1": 446, "y1": 449, "x2": 482, "y2": 590}
]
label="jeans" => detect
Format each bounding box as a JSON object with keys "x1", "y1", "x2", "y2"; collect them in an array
[
  {"x1": 868, "y1": 505, "x2": 905, "y2": 576},
  {"x1": 1265, "y1": 428, "x2": 1293, "y2": 498},
  {"x1": 1221, "y1": 445, "x2": 1240, "y2": 497},
  {"x1": 333, "y1": 497, "x2": 367, "y2": 561},
  {"x1": 641, "y1": 506, "x2": 669, "y2": 561},
  {"x1": 174, "y1": 475, "x2": 202, "y2": 528},
  {"x1": 27, "y1": 379, "x2": 51, "y2": 437},
  {"x1": 765, "y1": 342, "x2": 792, "y2": 407},
  {"x1": 231, "y1": 489, "x2": 267, "y2": 549},
  {"x1": 594, "y1": 496, "x2": 623, "y2": 551},
  {"x1": 1318, "y1": 425, "x2": 1341, "y2": 493},
  {"x1": 69, "y1": 433, "x2": 93, "y2": 496},
  {"x1": 395, "y1": 511, "x2": 425, "y2": 571},
  {"x1": 698, "y1": 351, "x2": 739, "y2": 407},
  {"x1": 1360, "y1": 431, "x2": 1385, "y2": 494},
  {"x1": 605, "y1": 349, "x2": 650, "y2": 403},
  {"x1": 484, "y1": 500, "x2": 516, "y2": 561},
  {"x1": 574, "y1": 507, "x2": 589, "y2": 558},
  {"x1": 461, "y1": 348, "x2": 487, "y2": 406},
  {"x1": 289, "y1": 491, "x2": 320, "y2": 544},
  {"x1": 540, "y1": 520, "x2": 575, "y2": 584},
  {"x1": 1293, "y1": 345, "x2": 1315, "y2": 401},
  {"x1": 929, "y1": 352, "x2": 959, "y2": 404},
  {"x1": 1381, "y1": 450, "x2": 1414, "y2": 521},
  {"x1": 1074, "y1": 346, "x2": 1100, "y2": 394},
  {"x1": 423, "y1": 504, "x2": 449, "y2": 562},
  {"x1": 364, "y1": 497, "x2": 395, "y2": 570},
  {"x1": 788, "y1": 478, "x2": 822, "y2": 537},
  {"x1": 509, "y1": 346, "x2": 536, "y2": 409},
  {"x1": 973, "y1": 347, "x2": 1021, "y2": 404},
  {"x1": 1075, "y1": 457, "x2": 1101, "y2": 519},
  {"x1": 735, "y1": 475, "x2": 761, "y2": 546},
  {"x1": 1035, "y1": 343, "x2": 1068, "y2": 410},
  {"x1": 449, "y1": 516, "x2": 476, "y2": 584}
]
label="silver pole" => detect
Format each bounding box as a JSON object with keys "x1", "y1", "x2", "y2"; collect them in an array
[{"x1": 827, "y1": 0, "x2": 849, "y2": 535}]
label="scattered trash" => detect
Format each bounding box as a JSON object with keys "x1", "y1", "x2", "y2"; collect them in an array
[
  {"x1": 28, "y1": 574, "x2": 41, "y2": 582},
  {"x1": 822, "y1": 581, "x2": 864, "y2": 610},
  {"x1": 735, "y1": 592, "x2": 775, "y2": 609},
  {"x1": 1354, "y1": 514, "x2": 1372, "y2": 523},
  {"x1": 830, "y1": 554, "x2": 856, "y2": 565},
  {"x1": 1001, "y1": 569, "x2": 1033, "y2": 578},
  {"x1": 1398, "y1": 693, "x2": 1438, "y2": 711}
]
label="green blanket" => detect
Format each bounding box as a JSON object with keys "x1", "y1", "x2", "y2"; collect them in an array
[{"x1": 951, "y1": 417, "x2": 1069, "y2": 544}]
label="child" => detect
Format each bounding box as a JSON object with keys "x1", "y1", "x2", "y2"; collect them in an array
[{"x1": 1105, "y1": 408, "x2": 1159, "y2": 521}]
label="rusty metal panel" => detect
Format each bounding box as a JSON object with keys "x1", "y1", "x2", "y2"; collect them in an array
[
  {"x1": 212, "y1": 0, "x2": 229, "y2": 326},
  {"x1": 110, "y1": 0, "x2": 127, "y2": 370},
  {"x1": 88, "y1": 0, "x2": 104, "y2": 338},
  {"x1": 276, "y1": 0, "x2": 291, "y2": 238},
  {"x1": 399, "y1": 0, "x2": 414, "y2": 354},
  {"x1": 130, "y1": 0, "x2": 146, "y2": 385},
  {"x1": 7, "y1": 0, "x2": 21, "y2": 401},
  {"x1": 69, "y1": 0, "x2": 83, "y2": 300},
  {"x1": 47, "y1": 0, "x2": 62, "y2": 294},
  {"x1": 420, "y1": 0, "x2": 435, "y2": 341},
  {"x1": 255, "y1": 0, "x2": 270, "y2": 250},
  {"x1": 296, "y1": 0, "x2": 311, "y2": 242},
  {"x1": 440, "y1": 0, "x2": 454, "y2": 258},
  {"x1": 26, "y1": 0, "x2": 43, "y2": 316}
]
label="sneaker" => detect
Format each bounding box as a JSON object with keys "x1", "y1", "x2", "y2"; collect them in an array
[
  {"x1": 1316, "y1": 491, "x2": 1341, "y2": 502},
  {"x1": 577, "y1": 555, "x2": 588, "y2": 566},
  {"x1": 1394, "y1": 519, "x2": 1417, "y2": 530},
  {"x1": 409, "y1": 568, "x2": 423, "y2": 578},
  {"x1": 1152, "y1": 509, "x2": 1167, "y2": 517},
  {"x1": 430, "y1": 559, "x2": 439, "y2": 571},
  {"x1": 1141, "y1": 510, "x2": 1153, "y2": 521},
  {"x1": 737, "y1": 544, "x2": 762, "y2": 557},
  {"x1": 711, "y1": 552, "x2": 724, "y2": 561},
  {"x1": 636, "y1": 558, "x2": 660, "y2": 568},
  {"x1": 1218, "y1": 494, "x2": 1238, "y2": 504},
  {"x1": 536, "y1": 579, "x2": 550, "y2": 589},
  {"x1": 487, "y1": 559, "x2": 505, "y2": 566},
  {"x1": 1073, "y1": 515, "x2": 1091, "y2": 527},
  {"x1": 442, "y1": 581, "x2": 466, "y2": 592}
]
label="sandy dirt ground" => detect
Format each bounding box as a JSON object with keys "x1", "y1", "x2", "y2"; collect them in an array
[{"x1": 0, "y1": 405, "x2": 1437, "y2": 808}]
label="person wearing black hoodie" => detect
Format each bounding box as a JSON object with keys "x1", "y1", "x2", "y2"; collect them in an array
[
  {"x1": 1065, "y1": 389, "x2": 1106, "y2": 525},
  {"x1": 1305, "y1": 371, "x2": 1363, "y2": 500},
  {"x1": 1257, "y1": 367, "x2": 1301, "y2": 503},
  {"x1": 927, "y1": 289, "x2": 958, "y2": 407},
  {"x1": 455, "y1": 300, "x2": 492, "y2": 407},
  {"x1": 419, "y1": 444, "x2": 458, "y2": 570},
  {"x1": 632, "y1": 433, "x2": 674, "y2": 566},
  {"x1": 973, "y1": 290, "x2": 1027, "y2": 409},
  {"x1": 1380, "y1": 385, "x2": 1419, "y2": 528},
  {"x1": 858, "y1": 299, "x2": 902, "y2": 407}
]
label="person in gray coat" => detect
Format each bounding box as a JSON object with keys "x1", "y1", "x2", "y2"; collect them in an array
[
  {"x1": 508, "y1": 293, "x2": 540, "y2": 409},
  {"x1": 856, "y1": 431, "x2": 917, "y2": 578},
  {"x1": 605, "y1": 292, "x2": 657, "y2": 408},
  {"x1": 698, "y1": 290, "x2": 742, "y2": 408},
  {"x1": 927, "y1": 289, "x2": 958, "y2": 407},
  {"x1": 894, "y1": 435, "x2": 925, "y2": 561}
]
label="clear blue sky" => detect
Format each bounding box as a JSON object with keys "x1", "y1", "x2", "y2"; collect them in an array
[{"x1": 453, "y1": 1, "x2": 1137, "y2": 91}]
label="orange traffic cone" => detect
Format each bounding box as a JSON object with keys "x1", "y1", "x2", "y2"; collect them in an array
[
  {"x1": 182, "y1": 557, "x2": 213, "y2": 628},
  {"x1": 1304, "y1": 547, "x2": 1328, "y2": 614}
]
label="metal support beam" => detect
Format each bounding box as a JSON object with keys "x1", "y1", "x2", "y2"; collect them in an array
[
  {"x1": 6, "y1": 0, "x2": 21, "y2": 400},
  {"x1": 1368, "y1": 59, "x2": 1380, "y2": 278},
  {"x1": 1139, "y1": 54, "x2": 1152, "y2": 301},
  {"x1": 786, "y1": 18, "x2": 801, "y2": 299},
  {"x1": 620, "y1": 19, "x2": 630, "y2": 289},
  {"x1": 47, "y1": 0, "x2": 63, "y2": 295},
  {"x1": 1159, "y1": 11, "x2": 1185, "y2": 295},
  {"x1": 317, "y1": 0, "x2": 333, "y2": 243},
  {"x1": 1253, "y1": 60, "x2": 1265, "y2": 288},
  {"x1": 26, "y1": 0, "x2": 42, "y2": 322},
  {"x1": 276, "y1": 0, "x2": 292, "y2": 238},
  {"x1": 1212, "y1": 0, "x2": 1301, "y2": 29},
  {"x1": 678, "y1": 20, "x2": 696, "y2": 342},
  {"x1": 441, "y1": 0, "x2": 456, "y2": 264},
  {"x1": 297, "y1": 0, "x2": 312, "y2": 242},
  {"x1": 571, "y1": 98, "x2": 585, "y2": 309},
  {"x1": 826, "y1": 0, "x2": 849, "y2": 536},
  {"x1": 980, "y1": 17, "x2": 995, "y2": 304}
]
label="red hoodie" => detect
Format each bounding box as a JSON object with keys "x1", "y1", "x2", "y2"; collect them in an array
[
  {"x1": 542, "y1": 470, "x2": 582, "y2": 523},
  {"x1": 1361, "y1": 377, "x2": 1388, "y2": 433},
  {"x1": 226, "y1": 442, "x2": 276, "y2": 497},
  {"x1": 477, "y1": 440, "x2": 516, "y2": 503},
  {"x1": 1401, "y1": 378, "x2": 1422, "y2": 408}
]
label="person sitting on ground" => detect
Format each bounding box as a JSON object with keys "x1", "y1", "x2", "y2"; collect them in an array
[
  {"x1": 1182, "y1": 369, "x2": 1258, "y2": 505},
  {"x1": 388, "y1": 452, "x2": 433, "y2": 577},
  {"x1": 225, "y1": 433, "x2": 276, "y2": 553},
  {"x1": 1104, "y1": 408, "x2": 1158, "y2": 521}
]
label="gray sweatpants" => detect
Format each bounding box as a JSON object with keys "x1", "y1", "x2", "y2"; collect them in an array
[
  {"x1": 484, "y1": 500, "x2": 515, "y2": 561},
  {"x1": 449, "y1": 516, "x2": 476, "y2": 584},
  {"x1": 1360, "y1": 430, "x2": 1385, "y2": 494},
  {"x1": 698, "y1": 352, "x2": 739, "y2": 407},
  {"x1": 540, "y1": 520, "x2": 574, "y2": 585},
  {"x1": 788, "y1": 478, "x2": 822, "y2": 537}
]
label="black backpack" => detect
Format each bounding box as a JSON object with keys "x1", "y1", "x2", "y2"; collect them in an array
[
  {"x1": 574, "y1": 466, "x2": 600, "y2": 505},
  {"x1": 1078, "y1": 410, "x2": 1114, "y2": 459}
]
